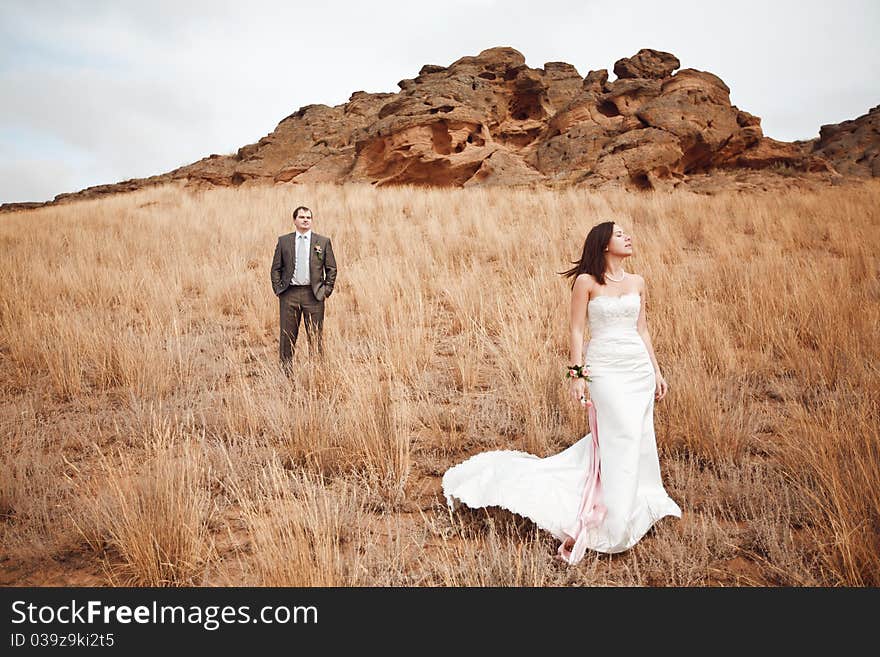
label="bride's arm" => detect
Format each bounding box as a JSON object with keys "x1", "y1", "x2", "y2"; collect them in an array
[
  {"x1": 567, "y1": 275, "x2": 592, "y2": 404},
  {"x1": 635, "y1": 275, "x2": 662, "y2": 375},
  {"x1": 569, "y1": 275, "x2": 592, "y2": 367}
]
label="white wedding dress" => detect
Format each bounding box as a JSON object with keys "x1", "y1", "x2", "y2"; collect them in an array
[{"x1": 442, "y1": 292, "x2": 682, "y2": 563}]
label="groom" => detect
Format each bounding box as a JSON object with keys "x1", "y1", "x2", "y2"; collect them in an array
[{"x1": 270, "y1": 206, "x2": 337, "y2": 369}]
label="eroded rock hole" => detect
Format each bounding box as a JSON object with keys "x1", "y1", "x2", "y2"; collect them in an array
[
  {"x1": 508, "y1": 92, "x2": 545, "y2": 121},
  {"x1": 597, "y1": 100, "x2": 620, "y2": 117},
  {"x1": 467, "y1": 131, "x2": 485, "y2": 147},
  {"x1": 630, "y1": 172, "x2": 653, "y2": 190}
]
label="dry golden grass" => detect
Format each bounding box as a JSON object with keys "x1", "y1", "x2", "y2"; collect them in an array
[
  {"x1": 78, "y1": 414, "x2": 215, "y2": 586},
  {"x1": 0, "y1": 179, "x2": 878, "y2": 586}
]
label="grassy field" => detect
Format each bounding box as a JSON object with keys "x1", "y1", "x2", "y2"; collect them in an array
[{"x1": 1, "y1": 180, "x2": 878, "y2": 586}]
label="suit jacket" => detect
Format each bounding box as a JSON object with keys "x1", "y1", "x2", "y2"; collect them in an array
[{"x1": 270, "y1": 231, "x2": 337, "y2": 300}]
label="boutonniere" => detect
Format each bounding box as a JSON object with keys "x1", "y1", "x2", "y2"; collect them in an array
[{"x1": 314, "y1": 243, "x2": 323, "y2": 257}]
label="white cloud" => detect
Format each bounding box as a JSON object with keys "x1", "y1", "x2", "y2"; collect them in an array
[{"x1": 2, "y1": 0, "x2": 878, "y2": 203}]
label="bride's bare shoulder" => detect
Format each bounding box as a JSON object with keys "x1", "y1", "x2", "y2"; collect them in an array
[{"x1": 572, "y1": 273, "x2": 596, "y2": 298}]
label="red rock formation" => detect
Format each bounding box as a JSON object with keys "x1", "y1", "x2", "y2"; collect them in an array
[
  {"x1": 3, "y1": 46, "x2": 876, "y2": 212},
  {"x1": 344, "y1": 47, "x2": 582, "y2": 186},
  {"x1": 810, "y1": 104, "x2": 880, "y2": 177}
]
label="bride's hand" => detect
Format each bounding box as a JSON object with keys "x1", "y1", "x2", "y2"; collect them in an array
[
  {"x1": 568, "y1": 378, "x2": 590, "y2": 407},
  {"x1": 655, "y1": 372, "x2": 668, "y2": 401}
]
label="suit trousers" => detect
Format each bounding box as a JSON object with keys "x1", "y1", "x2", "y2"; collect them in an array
[{"x1": 279, "y1": 285, "x2": 325, "y2": 365}]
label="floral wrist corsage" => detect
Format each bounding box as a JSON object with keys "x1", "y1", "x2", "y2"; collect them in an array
[{"x1": 566, "y1": 364, "x2": 592, "y2": 382}]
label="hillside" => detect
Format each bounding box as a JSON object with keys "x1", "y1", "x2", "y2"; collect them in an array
[{"x1": 2, "y1": 182, "x2": 879, "y2": 586}]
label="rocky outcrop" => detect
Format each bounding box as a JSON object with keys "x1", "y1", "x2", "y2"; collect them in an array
[
  {"x1": 3, "y1": 47, "x2": 876, "y2": 212},
  {"x1": 810, "y1": 104, "x2": 880, "y2": 177},
  {"x1": 343, "y1": 47, "x2": 583, "y2": 186},
  {"x1": 613, "y1": 49, "x2": 681, "y2": 80}
]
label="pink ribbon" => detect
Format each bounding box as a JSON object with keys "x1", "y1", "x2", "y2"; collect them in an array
[{"x1": 557, "y1": 401, "x2": 607, "y2": 565}]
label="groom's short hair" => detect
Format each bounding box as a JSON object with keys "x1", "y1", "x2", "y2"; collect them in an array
[{"x1": 293, "y1": 206, "x2": 312, "y2": 219}]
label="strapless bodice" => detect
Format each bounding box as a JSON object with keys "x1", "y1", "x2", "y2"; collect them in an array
[
  {"x1": 584, "y1": 293, "x2": 650, "y2": 369},
  {"x1": 587, "y1": 292, "x2": 641, "y2": 337}
]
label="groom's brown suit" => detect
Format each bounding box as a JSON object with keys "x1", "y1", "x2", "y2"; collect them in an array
[{"x1": 270, "y1": 231, "x2": 337, "y2": 365}]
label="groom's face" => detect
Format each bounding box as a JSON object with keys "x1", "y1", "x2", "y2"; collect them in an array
[{"x1": 294, "y1": 210, "x2": 313, "y2": 233}]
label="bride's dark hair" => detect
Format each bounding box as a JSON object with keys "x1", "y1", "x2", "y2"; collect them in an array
[{"x1": 559, "y1": 221, "x2": 615, "y2": 288}]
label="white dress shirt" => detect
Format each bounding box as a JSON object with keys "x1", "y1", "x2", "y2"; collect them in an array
[{"x1": 291, "y1": 230, "x2": 311, "y2": 285}]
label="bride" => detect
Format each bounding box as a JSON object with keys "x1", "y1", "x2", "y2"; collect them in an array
[{"x1": 441, "y1": 221, "x2": 682, "y2": 565}]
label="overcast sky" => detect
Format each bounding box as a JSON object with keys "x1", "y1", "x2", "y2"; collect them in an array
[{"x1": 2, "y1": 0, "x2": 878, "y2": 203}]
